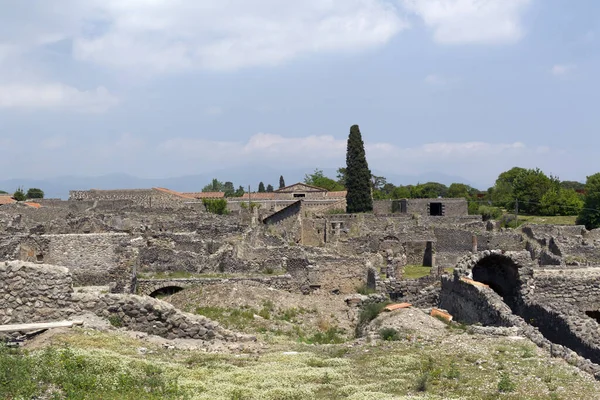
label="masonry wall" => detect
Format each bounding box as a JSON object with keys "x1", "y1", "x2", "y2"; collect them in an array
[
  {"x1": 18, "y1": 233, "x2": 134, "y2": 290},
  {"x1": 0, "y1": 261, "x2": 74, "y2": 324},
  {"x1": 69, "y1": 189, "x2": 188, "y2": 208}
]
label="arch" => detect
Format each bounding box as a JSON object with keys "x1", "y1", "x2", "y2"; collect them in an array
[
  {"x1": 148, "y1": 285, "x2": 185, "y2": 298},
  {"x1": 471, "y1": 254, "x2": 522, "y2": 309}
]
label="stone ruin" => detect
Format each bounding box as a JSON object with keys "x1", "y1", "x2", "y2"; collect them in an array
[{"x1": 1, "y1": 197, "x2": 600, "y2": 376}]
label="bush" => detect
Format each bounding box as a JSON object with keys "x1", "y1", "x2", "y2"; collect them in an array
[
  {"x1": 355, "y1": 302, "x2": 390, "y2": 337},
  {"x1": 13, "y1": 188, "x2": 26, "y2": 201},
  {"x1": 478, "y1": 205, "x2": 502, "y2": 221},
  {"x1": 202, "y1": 198, "x2": 229, "y2": 215},
  {"x1": 498, "y1": 372, "x2": 516, "y2": 392},
  {"x1": 108, "y1": 315, "x2": 123, "y2": 328},
  {"x1": 355, "y1": 283, "x2": 376, "y2": 295},
  {"x1": 26, "y1": 188, "x2": 44, "y2": 199},
  {"x1": 379, "y1": 327, "x2": 400, "y2": 341}
]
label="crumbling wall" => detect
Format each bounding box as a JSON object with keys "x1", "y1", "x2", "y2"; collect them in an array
[{"x1": 0, "y1": 261, "x2": 74, "y2": 324}]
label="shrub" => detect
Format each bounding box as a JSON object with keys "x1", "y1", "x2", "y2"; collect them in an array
[
  {"x1": 13, "y1": 188, "x2": 26, "y2": 201},
  {"x1": 478, "y1": 205, "x2": 502, "y2": 221},
  {"x1": 498, "y1": 372, "x2": 516, "y2": 392},
  {"x1": 355, "y1": 283, "x2": 376, "y2": 295},
  {"x1": 202, "y1": 198, "x2": 229, "y2": 215},
  {"x1": 108, "y1": 315, "x2": 123, "y2": 328},
  {"x1": 302, "y1": 327, "x2": 345, "y2": 345},
  {"x1": 379, "y1": 327, "x2": 400, "y2": 341}
]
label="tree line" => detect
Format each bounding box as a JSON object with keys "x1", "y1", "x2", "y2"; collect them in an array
[{"x1": 0, "y1": 188, "x2": 45, "y2": 201}]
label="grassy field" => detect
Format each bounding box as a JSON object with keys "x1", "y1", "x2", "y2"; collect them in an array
[
  {"x1": 5, "y1": 327, "x2": 599, "y2": 400},
  {"x1": 515, "y1": 215, "x2": 577, "y2": 225},
  {"x1": 403, "y1": 265, "x2": 432, "y2": 279}
]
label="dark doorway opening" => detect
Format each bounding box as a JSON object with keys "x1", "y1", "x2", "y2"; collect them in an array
[
  {"x1": 471, "y1": 255, "x2": 521, "y2": 310},
  {"x1": 149, "y1": 286, "x2": 184, "y2": 298},
  {"x1": 429, "y1": 202, "x2": 443, "y2": 216},
  {"x1": 293, "y1": 193, "x2": 306, "y2": 198},
  {"x1": 586, "y1": 311, "x2": 600, "y2": 324}
]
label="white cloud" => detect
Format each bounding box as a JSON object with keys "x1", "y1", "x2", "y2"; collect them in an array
[
  {"x1": 157, "y1": 133, "x2": 531, "y2": 170},
  {"x1": 402, "y1": 0, "x2": 531, "y2": 44},
  {"x1": 65, "y1": 0, "x2": 407, "y2": 73},
  {"x1": 424, "y1": 74, "x2": 446, "y2": 85},
  {"x1": 551, "y1": 64, "x2": 575, "y2": 76},
  {"x1": 41, "y1": 136, "x2": 67, "y2": 150},
  {"x1": 0, "y1": 83, "x2": 119, "y2": 112}
]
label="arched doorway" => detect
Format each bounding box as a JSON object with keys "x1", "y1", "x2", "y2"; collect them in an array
[
  {"x1": 471, "y1": 254, "x2": 522, "y2": 310},
  {"x1": 148, "y1": 286, "x2": 184, "y2": 298}
]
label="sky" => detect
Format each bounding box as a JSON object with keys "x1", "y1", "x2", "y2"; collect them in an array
[{"x1": 0, "y1": 0, "x2": 598, "y2": 189}]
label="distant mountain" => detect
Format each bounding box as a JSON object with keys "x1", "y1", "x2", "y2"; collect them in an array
[{"x1": 0, "y1": 167, "x2": 480, "y2": 200}]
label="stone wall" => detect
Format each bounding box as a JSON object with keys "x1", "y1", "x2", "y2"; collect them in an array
[
  {"x1": 136, "y1": 275, "x2": 293, "y2": 296},
  {"x1": 72, "y1": 292, "x2": 248, "y2": 342},
  {"x1": 0, "y1": 261, "x2": 74, "y2": 324},
  {"x1": 373, "y1": 199, "x2": 468, "y2": 217},
  {"x1": 69, "y1": 189, "x2": 190, "y2": 209},
  {"x1": 18, "y1": 233, "x2": 135, "y2": 290}
]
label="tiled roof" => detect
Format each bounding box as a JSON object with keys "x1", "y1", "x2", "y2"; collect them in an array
[
  {"x1": 275, "y1": 182, "x2": 328, "y2": 193},
  {"x1": 327, "y1": 191, "x2": 347, "y2": 198},
  {"x1": 239, "y1": 192, "x2": 278, "y2": 200},
  {"x1": 24, "y1": 202, "x2": 41, "y2": 208},
  {"x1": 152, "y1": 187, "x2": 194, "y2": 199},
  {"x1": 0, "y1": 195, "x2": 16, "y2": 205},
  {"x1": 183, "y1": 192, "x2": 225, "y2": 199}
]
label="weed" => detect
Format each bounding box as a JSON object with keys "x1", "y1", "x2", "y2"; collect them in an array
[
  {"x1": 301, "y1": 327, "x2": 346, "y2": 345},
  {"x1": 379, "y1": 327, "x2": 400, "y2": 341},
  {"x1": 446, "y1": 360, "x2": 461, "y2": 380},
  {"x1": 498, "y1": 372, "x2": 516, "y2": 393},
  {"x1": 355, "y1": 283, "x2": 376, "y2": 295},
  {"x1": 108, "y1": 315, "x2": 123, "y2": 328}
]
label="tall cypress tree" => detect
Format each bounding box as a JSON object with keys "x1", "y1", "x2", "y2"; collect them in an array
[
  {"x1": 345, "y1": 125, "x2": 373, "y2": 213},
  {"x1": 279, "y1": 175, "x2": 286, "y2": 189},
  {"x1": 258, "y1": 182, "x2": 266, "y2": 193}
]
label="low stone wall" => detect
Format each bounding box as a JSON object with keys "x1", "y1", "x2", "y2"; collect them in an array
[
  {"x1": 0, "y1": 261, "x2": 74, "y2": 324},
  {"x1": 0, "y1": 260, "x2": 247, "y2": 343},
  {"x1": 136, "y1": 275, "x2": 293, "y2": 296},
  {"x1": 72, "y1": 293, "x2": 248, "y2": 342}
]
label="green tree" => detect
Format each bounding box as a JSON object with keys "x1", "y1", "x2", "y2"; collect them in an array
[
  {"x1": 540, "y1": 188, "x2": 584, "y2": 216},
  {"x1": 202, "y1": 198, "x2": 229, "y2": 215},
  {"x1": 279, "y1": 175, "x2": 286, "y2": 189},
  {"x1": 490, "y1": 167, "x2": 527, "y2": 208},
  {"x1": 336, "y1": 167, "x2": 347, "y2": 187},
  {"x1": 266, "y1": 184, "x2": 274, "y2": 192},
  {"x1": 391, "y1": 185, "x2": 412, "y2": 199},
  {"x1": 202, "y1": 178, "x2": 224, "y2": 192},
  {"x1": 223, "y1": 182, "x2": 235, "y2": 197},
  {"x1": 577, "y1": 173, "x2": 600, "y2": 229},
  {"x1": 258, "y1": 182, "x2": 266, "y2": 193},
  {"x1": 345, "y1": 125, "x2": 373, "y2": 213},
  {"x1": 411, "y1": 182, "x2": 448, "y2": 198},
  {"x1": 561, "y1": 180, "x2": 585, "y2": 191},
  {"x1": 13, "y1": 188, "x2": 26, "y2": 201},
  {"x1": 26, "y1": 188, "x2": 44, "y2": 199},
  {"x1": 512, "y1": 169, "x2": 554, "y2": 215},
  {"x1": 234, "y1": 186, "x2": 245, "y2": 197},
  {"x1": 304, "y1": 169, "x2": 345, "y2": 191},
  {"x1": 0, "y1": 190, "x2": 7, "y2": 194}
]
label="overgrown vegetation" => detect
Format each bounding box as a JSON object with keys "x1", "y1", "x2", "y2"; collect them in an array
[
  {"x1": 355, "y1": 283, "x2": 376, "y2": 295},
  {"x1": 0, "y1": 344, "x2": 184, "y2": 399},
  {"x1": 202, "y1": 198, "x2": 229, "y2": 215},
  {"x1": 403, "y1": 265, "x2": 432, "y2": 279}
]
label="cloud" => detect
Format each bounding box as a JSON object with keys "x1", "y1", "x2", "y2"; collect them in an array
[
  {"x1": 58, "y1": 0, "x2": 406, "y2": 73},
  {"x1": 402, "y1": 0, "x2": 531, "y2": 45},
  {"x1": 551, "y1": 64, "x2": 575, "y2": 76},
  {"x1": 424, "y1": 74, "x2": 446, "y2": 85},
  {"x1": 0, "y1": 83, "x2": 119, "y2": 112}
]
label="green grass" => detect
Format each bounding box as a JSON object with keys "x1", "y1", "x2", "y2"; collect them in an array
[
  {"x1": 403, "y1": 265, "x2": 432, "y2": 279},
  {"x1": 14, "y1": 328, "x2": 600, "y2": 400},
  {"x1": 508, "y1": 214, "x2": 577, "y2": 226}
]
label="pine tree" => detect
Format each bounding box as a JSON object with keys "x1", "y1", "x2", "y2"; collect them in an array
[
  {"x1": 279, "y1": 175, "x2": 286, "y2": 189},
  {"x1": 345, "y1": 125, "x2": 373, "y2": 213},
  {"x1": 258, "y1": 182, "x2": 266, "y2": 193},
  {"x1": 266, "y1": 184, "x2": 274, "y2": 192}
]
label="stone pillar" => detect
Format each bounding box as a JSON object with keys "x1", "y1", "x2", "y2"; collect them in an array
[{"x1": 472, "y1": 235, "x2": 478, "y2": 253}]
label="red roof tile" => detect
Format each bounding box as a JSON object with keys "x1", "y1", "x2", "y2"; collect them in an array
[
  {"x1": 152, "y1": 187, "x2": 194, "y2": 199},
  {"x1": 384, "y1": 303, "x2": 412, "y2": 311},
  {"x1": 327, "y1": 191, "x2": 347, "y2": 198},
  {"x1": 0, "y1": 196, "x2": 16, "y2": 205},
  {"x1": 239, "y1": 192, "x2": 278, "y2": 200},
  {"x1": 183, "y1": 192, "x2": 225, "y2": 199},
  {"x1": 24, "y1": 202, "x2": 41, "y2": 208}
]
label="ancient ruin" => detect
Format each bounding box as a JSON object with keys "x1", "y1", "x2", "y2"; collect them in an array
[{"x1": 2, "y1": 188, "x2": 600, "y2": 382}]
